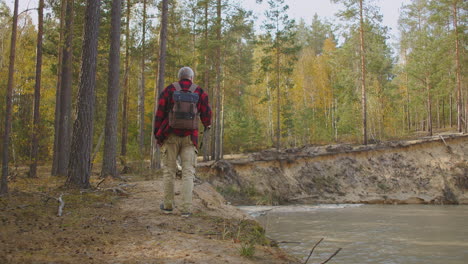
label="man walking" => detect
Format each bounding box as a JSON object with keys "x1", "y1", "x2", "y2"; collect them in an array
[{"x1": 154, "y1": 67, "x2": 212, "y2": 217}]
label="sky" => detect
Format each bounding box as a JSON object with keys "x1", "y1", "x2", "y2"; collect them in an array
[
  {"x1": 239, "y1": 0, "x2": 412, "y2": 47},
  {"x1": 6, "y1": 0, "x2": 411, "y2": 47}
]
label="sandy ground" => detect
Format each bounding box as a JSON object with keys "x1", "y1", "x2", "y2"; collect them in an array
[{"x1": 0, "y1": 171, "x2": 299, "y2": 264}]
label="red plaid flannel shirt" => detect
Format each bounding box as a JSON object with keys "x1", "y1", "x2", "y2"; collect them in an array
[{"x1": 153, "y1": 79, "x2": 212, "y2": 147}]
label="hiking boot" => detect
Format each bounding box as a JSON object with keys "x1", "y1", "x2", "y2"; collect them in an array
[
  {"x1": 181, "y1": 212, "x2": 192, "y2": 218},
  {"x1": 160, "y1": 203, "x2": 173, "y2": 214}
]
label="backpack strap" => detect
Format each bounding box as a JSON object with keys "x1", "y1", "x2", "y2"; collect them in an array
[
  {"x1": 189, "y1": 83, "x2": 198, "y2": 93},
  {"x1": 173, "y1": 82, "x2": 197, "y2": 93},
  {"x1": 173, "y1": 82, "x2": 182, "y2": 91}
]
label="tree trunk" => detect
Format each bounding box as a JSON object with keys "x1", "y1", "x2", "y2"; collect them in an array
[
  {"x1": 276, "y1": 40, "x2": 280, "y2": 151},
  {"x1": 52, "y1": 0, "x2": 67, "y2": 176},
  {"x1": 442, "y1": 98, "x2": 445, "y2": 128},
  {"x1": 57, "y1": 0, "x2": 75, "y2": 176},
  {"x1": 138, "y1": 0, "x2": 147, "y2": 154},
  {"x1": 66, "y1": 0, "x2": 101, "y2": 189},
  {"x1": 359, "y1": 0, "x2": 368, "y2": 145},
  {"x1": 202, "y1": 1, "x2": 210, "y2": 161},
  {"x1": 450, "y1": 95, "x2": 453, "y2": 128},
  {"x1": 101, "y1": 0, "x2": 122, "y2": 178},
  {"x1": 405, "y1": 53, "x2": 411, "y2": 132},
  {"x1": 214, "y1": 0, "x2": 222, "y2": 160},
  {"x1": 453, "y1": 2, "x2": 462, "y2": 132},
  {"x1": 121, "y1": 0, "x2": 131, "y2": 164},
  {"x1": 29, "y1": 0, "x2": 45, "y2": 178},
  {"x1": 151, "y1": 0, "x2": 168, "y2": 169},
  {"x1": 0, "y1": 0, "x2": 19, "y2": 195},
  {"x1": 426, "y1": 76, "x2": 433, "y2": 136}
]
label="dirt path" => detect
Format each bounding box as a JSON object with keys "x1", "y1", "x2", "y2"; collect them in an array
[
  {"x1": 110, "y1": 179, "x2": 298, "y2": 264},
  {"x1": 0, "y1": 173, "x2": 298, "y2": 264}
]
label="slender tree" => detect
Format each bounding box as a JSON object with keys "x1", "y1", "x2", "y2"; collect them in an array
[
  {"x1": 259, "y1": 0, "x2": 298, "y2": 150},
  {"x1": 29, "y1": 0, "x2": 45, "y2": 178},
  {"x1": 452, "y1": 1, "x2": 462, "y2": 132},
  {"x1": 57, "y1": 0, "x2": 74, "y2": 176},
  {"x1": 331, "y1": 0, "x2": 369, "y2": 144},
  {"x1": 101, "y1": 0, "x2": 122, "y2": 178},
  {"x1": 358, "y1": 0, "x2": 367, "y2": 144},
  {"x1": 121, "y1": 0, "x2": 131, "y2": 167},
  {"x1": 1, "y1": 0, "x2": 19, "y2": 195},
  {"x1": 214, "y1": 0, "x2": 222, "y2": 160},
  {"x1": 202, "y1": 0, "x2": 211, "y2": 161},
  {"x1": 138, "y1": 0, "x2": 147, "y2": 154},
  {"x1": 52, "y1": 0, "x2": 67, "y2": 175},
  {"x1": 151, "y1": 0, "x2": 168, "y2": 169},
  {"x1": 66, "y1": 0, "x2": 101, "y2": 188}
]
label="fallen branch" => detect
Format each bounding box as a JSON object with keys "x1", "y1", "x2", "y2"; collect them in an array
[
  {"x1": 304, "y1": 238, "x2": 323, "y2": 264},
  {"x1": 278, "y1": 241, "x2": 301, "y2": 244},
  {"x1": 438, "y1": 135, "x2": 453, "y2": 153},
  {"x1": 320, "y1": 248, "x2": 342, "y2": 264},
  {"x1": 96, "y1": 178, "x2": 106, "y2": 188},
  {"x1": 57, "y1": 194, "x2": 65, "y2": 217},
  {"x1": 105, "y1": 187, "x2": 129, "y2": 196}
]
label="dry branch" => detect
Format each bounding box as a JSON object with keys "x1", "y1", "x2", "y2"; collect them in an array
[
  {"x1": 304, "y1": 238, "x2": 323, "y2": 264},
  {"x1": 438, "y1": 135, "x2": 453, "y2": 153},
  {"x1": 320, "y1": 248, "x2": 342, "y2": 264},
  {"x1": 96, "y1": 178, "x2": 106, "y2": 188}
]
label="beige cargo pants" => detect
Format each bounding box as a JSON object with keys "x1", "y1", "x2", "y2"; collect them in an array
[{"x1": 161, "y1": 134, "x2": 197, "y2": 213}]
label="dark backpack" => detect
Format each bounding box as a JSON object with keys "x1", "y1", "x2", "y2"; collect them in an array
[{"x1": 169, "y1": 82, "x2": 200, "y2": 130}]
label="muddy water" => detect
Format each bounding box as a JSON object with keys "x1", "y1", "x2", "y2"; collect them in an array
[{"x1": 240, "y1": 205, "x2": 468, "y2": 264}]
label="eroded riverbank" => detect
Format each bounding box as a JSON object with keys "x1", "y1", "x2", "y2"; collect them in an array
[{"x1": 198, "y1": 134, "x2": 468, "y2": 205}]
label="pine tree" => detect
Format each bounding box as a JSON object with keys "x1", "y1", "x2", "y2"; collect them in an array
[
  {"x1": 29, "y1": 0, "x2": 45, "y2": 178},
  {"x1": 56, "y1": 0, "x2": 75, "y2": 176},
  {"x1": 101, "y1": 0, "x2": 122, "y2": 178},
  {"x1": 66, "y1": 0, "x2": 101, "y2": 188},
  {"x1": 1, "y1": 0, "x2": 19, "y2": 194}
]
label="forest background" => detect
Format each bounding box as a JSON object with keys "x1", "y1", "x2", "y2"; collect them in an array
[{"x1": 0, "y1": 0, "x2": 466, "y2": 179}]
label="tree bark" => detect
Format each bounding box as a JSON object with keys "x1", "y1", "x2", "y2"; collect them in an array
[
  {"x1": 214, "y1": 0, "x2": 222, "y2": 160},
  {"x1": 359, "y1": 0, "x2": 368, "y2": 145},
  {"x1": 52, "y1": 0, "x2": 67, "y2": 175},
  {"x1": 453, "y1": 2, "x2": 462, "y2": 132},
  {"x1": 151, "y1": 0, "x2": 168, "y2": 169},
  {"x1": 29, "y1": 0, "x2": 45, "y2": 178},
  {"x1": 57, "y1": 0, "x2": 75, "y2": 176},
  {"x1": 138, "y1": 0, "x2": 147, "y2": 154},
  {"x1": 121, "y1": 0, "x2": 131, "y2": 163},
  {"x1": 426, "y1": 76, "x2": 433, "y2": 136},
  {"x1": 202, "y1": 1, "x2": 210, "y2": 161},
  {"x1": 450, "y1": 95, "x2": 453, "y2": 128},
  {"x1": 101, "y1": 0, "x2": 122, "y2": 178},
  {"x1": 1, "y1": 0, "x2": 19, "y2": 195},
  {"x1": 66, "y1": 0, "x2": 101, "y2": 189},
  {"x1": 442, "y1": 98, "x2": 445, "y2": 128}
]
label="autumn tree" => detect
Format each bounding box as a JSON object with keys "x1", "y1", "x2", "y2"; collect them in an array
[
  {"x1": 258, "y1": 0, "x2": 299, "y2": 150},
  {"x1": 331, "y1": 0, "x2": 370, "y2": 144}
]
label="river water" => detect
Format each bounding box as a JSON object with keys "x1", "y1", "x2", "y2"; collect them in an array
[{"x1": 239, "y1": 205, "x2": 468, "y2": 264}]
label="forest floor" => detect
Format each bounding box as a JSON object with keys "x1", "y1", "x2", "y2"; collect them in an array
[{"x1": 0, "y1": 166, "x2": 299, "y2": 264}]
